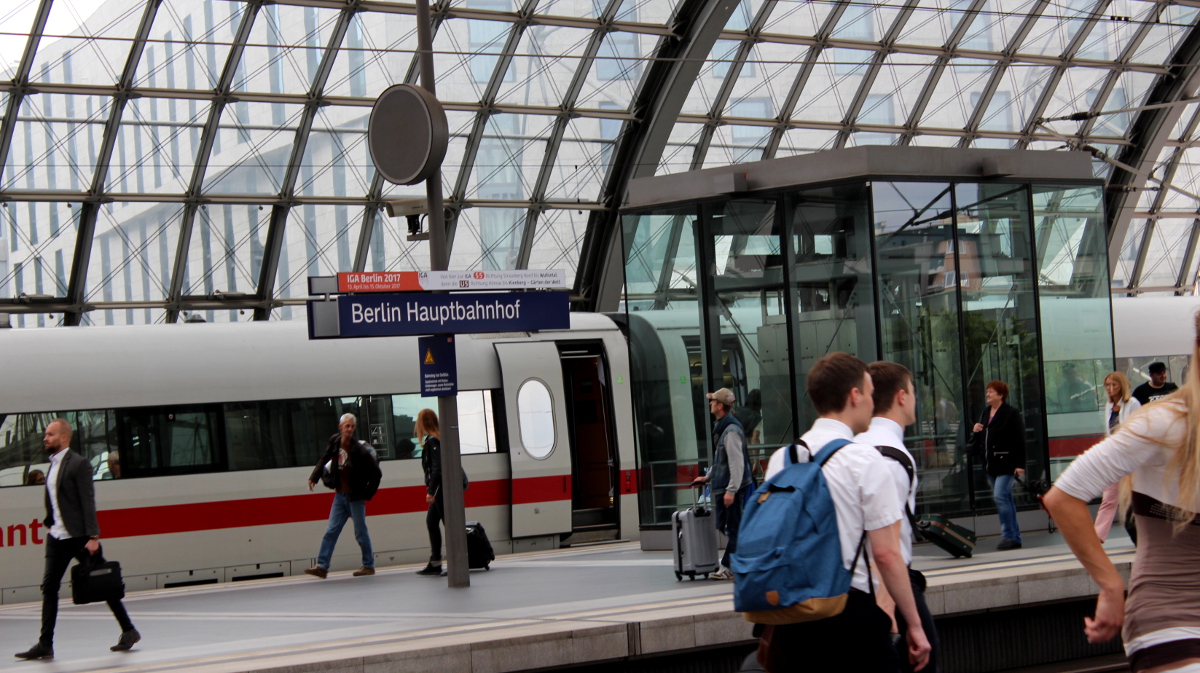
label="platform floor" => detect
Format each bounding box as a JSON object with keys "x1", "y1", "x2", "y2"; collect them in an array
[{"x1": 0, "y1": 532, "x2": 1135, "y2": 673}]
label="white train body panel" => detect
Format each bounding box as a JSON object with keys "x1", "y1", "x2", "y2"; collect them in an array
[{"x1": 0, "y1": 313, "x2": 636, "y2": 602}]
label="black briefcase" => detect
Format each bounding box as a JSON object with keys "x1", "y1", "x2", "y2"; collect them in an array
[{"x1": 71, "y1": 556, "x2": 126, "y2": 605}]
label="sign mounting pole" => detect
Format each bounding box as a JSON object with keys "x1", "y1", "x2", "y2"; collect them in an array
[{"x1": 414, "y1": 0, "x2": 469, "y2": 589}]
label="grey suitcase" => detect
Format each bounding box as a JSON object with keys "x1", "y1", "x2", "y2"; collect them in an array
[{"x1": 673, "y1": 484, "x2": 720, "y2": 580}]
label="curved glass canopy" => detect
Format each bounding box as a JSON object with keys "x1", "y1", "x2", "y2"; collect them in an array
[{"x1": 1, "y1": 0, "x2": 1198, "y2": 326}]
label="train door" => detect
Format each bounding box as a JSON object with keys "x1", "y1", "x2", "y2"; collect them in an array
[
  {"x1": 559, "y1": 345, "x2": 618, "y2": 533},
  {"x1": 495, "y1": 342, "x2": 573, "y2": 538}
]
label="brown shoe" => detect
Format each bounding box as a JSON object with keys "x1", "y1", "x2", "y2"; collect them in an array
[
  {"x1": 352, "y1": 566, "x2": 375, "y2": 576},
  {"x1": 303, "y1": 566, "x2": 327, "y2": 579}
]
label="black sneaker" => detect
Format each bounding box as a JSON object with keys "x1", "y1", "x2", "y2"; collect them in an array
[
  {"x1": 416, "y1": 562, "x2": 442, "y2": 576},
  {"x1": 996, "y1": 539, "x2": 1022, "y2": 551},
  {"x1": 111, "y1": 629, "x2": 141, "y2": 652},
  {"x1": 14, "y1": 643, "x2": 53, "y2": 660}
]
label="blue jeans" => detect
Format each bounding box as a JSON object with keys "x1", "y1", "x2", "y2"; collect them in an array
[
  {"x1": 988, "y1": 474, "x2": 1021, "y2": 543},
  {"x1": 316, "y1": 493, "x2": 374, "y2": 569}
]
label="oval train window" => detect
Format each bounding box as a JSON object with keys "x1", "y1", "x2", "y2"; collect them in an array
[{"x1": 517, "y1": 379, "x2": 555, "y2": 459}]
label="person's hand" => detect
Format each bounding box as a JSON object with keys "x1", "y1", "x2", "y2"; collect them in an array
[
  {"x1": 1015, "y1": 468, "x2": 1026, "y2": 478},
  {"x1": 692, "y1": 476, "x2": 706, "y2": 485},
  {"x1": 307, "y1": 480, "x2": 315, "y2": 492},
  {"x1": 1085, "y1": 587, "x2": 1125, "y2": 643},
  {"x1": 723, "y1": 491, "x2": 735, "y2": 506},
  {"x1": 906, "y1": 624, "x2": 932, "y2": 671},
  {"x1": 85, "y1": 539, "x2": 100, "y2": 555},
  {"x1": 973, "y1": 422, "x2": 984, "y2": 433},
  {"x1": 426, "y1": 493, "x2": 435, "y2": 504}
]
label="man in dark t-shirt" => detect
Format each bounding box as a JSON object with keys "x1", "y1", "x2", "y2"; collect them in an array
[{"x1": 1132, "y1": 361, "x2": 1178, "y2": 405}]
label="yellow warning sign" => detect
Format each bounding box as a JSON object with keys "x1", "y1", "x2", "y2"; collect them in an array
[{"x1": 424, "y1": 349, "x2": 435, "y2": 365}]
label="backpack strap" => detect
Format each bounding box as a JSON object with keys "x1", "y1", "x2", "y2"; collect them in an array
[
  {"x1": 785, "y1": 440, "x2": 809, "y2": 467},
  {"x1": 876, "y1": 445, "x2": 919, "y2": 537}
]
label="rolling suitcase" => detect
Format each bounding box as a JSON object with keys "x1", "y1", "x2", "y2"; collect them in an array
[
  {"x1": 673, "y1": 484, "x2": 720, "y2": 580},
  {"x1": 465, "y1": 521, "x2": 495, "y2": 570},
  {"x1": 916, "y1": 513, "x2": 976, "y2": 558}
]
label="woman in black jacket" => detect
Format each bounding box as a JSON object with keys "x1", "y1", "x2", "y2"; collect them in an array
[
  {"x1": 970, "y1": 380, "x2": 1027, "y2": 550},
  {"x1": 416, "y1": 409, "x2": 445, "y2": 576}
]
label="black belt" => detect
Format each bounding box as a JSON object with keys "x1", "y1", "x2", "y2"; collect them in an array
[{"x1": 1130, "y1": 638, "x2": 1200, "y2": 671}]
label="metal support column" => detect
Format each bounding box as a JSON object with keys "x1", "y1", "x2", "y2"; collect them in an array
[{"x1": 416, "y1": 0, "x2": 469, "y2": 589}]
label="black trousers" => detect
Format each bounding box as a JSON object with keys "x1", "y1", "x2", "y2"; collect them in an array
[
  {"x1": 41, "y1": 536, "x2": 134, "y2": 647},
  {"x1": 426, "y1": 493, "x2": 444, "y2": 562},
  {"x1": 895, "y1": 569, "x2": 940, "y2": 673},
  {"x1": 764, "y1": 589, "x2": 899, "y2": 672}
]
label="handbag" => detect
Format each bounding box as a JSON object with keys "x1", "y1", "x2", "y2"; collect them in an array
[
  {"x1": 320, "y1": 460, "x2": 336, "y2": 490},
  {"x1": 71, "y1": 553, "x2": 125, "y2": 605}
]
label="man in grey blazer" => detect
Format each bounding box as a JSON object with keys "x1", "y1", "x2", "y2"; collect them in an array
[{"x1": 14, "y1": 419, "x2": 140, "y2": 661}]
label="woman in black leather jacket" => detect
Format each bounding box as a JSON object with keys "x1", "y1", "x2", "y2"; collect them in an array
[
  {"x1": 416, "y1": 409, "x2": 444, "y2": 576},
  {"x1": 969, "y1": 380, "x2": 1027, "y2": 550}
]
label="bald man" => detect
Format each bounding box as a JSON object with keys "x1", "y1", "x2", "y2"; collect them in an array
[{"x1": 14, "y1": 419, "x2": 139, "y2": 661}]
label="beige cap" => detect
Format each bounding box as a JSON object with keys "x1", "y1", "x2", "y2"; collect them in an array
[{"x1": 706, "y1": 388, "x2": 735, "y2": 406}]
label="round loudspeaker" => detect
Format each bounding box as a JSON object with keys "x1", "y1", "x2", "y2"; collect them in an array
[{"x1": 368, "y1": 84, "x2": 449, "y2": 186}]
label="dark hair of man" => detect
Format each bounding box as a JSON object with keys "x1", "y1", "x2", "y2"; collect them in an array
[
  {"x1": 869, "y1": 362, "x2": 912, "y2": 415},
  {"x1": 808, "y1": 352, "x2": 870, "y2": 415},
  {"x1": 1148, "y1": 361, "x2": 1167, "y2": 374},
  {"x1": 987, "y1": 380, "x2": 1009, "y2": 402}
]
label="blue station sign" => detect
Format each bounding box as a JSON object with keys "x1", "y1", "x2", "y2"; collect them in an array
[
  {"x1": 419, "y1": 334, "x2": 458, "y2": 397},
  {"x1": 308, "y1": 290, "x2": 570, "y2": 339}
]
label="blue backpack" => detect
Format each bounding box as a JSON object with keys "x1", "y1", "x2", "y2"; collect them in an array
[{"x1": 732, "y1": 438, "x2": 865, "y2": 625}]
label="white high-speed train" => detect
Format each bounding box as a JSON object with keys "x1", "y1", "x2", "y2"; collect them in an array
[{"x1": 0, "y1": 314, "x2": 637, "y2": 602}]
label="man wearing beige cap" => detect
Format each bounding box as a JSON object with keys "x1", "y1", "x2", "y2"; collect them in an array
[{"x1": 693, "y1": 387, "x2": 751, "y2": 580}]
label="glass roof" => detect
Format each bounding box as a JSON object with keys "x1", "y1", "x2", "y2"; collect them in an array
[{"x1": 2, "y1": 0, "x2": 1200, "y2": 326}]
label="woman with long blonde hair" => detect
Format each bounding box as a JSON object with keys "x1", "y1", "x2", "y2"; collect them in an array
[
  {"x1": 1045, "y1": 312, "x2": 1200, "y2": 673},
  {"x1": 415, "y1": 409, "x2": 444, "y2": 576},
  {"x1": 1093, "y1": 371, "x2": 1141, "y2": 542}
]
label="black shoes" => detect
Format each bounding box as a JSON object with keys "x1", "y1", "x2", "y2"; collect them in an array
[
  {"x1": 303, "y1": 566, "x2": 328, "y2": 579},
  {"x1": 416, "y1": 562, "x2": 443, "y2": 576},
  {"x1": 14, "y1": 643, "x2": 53, "y2": 660},
  {"x1": 996, "y1": 539, "x2": 1023, "y2": 551},
  {"x1": 111, "y1": 628, "x2": 141, "y2": 652}
]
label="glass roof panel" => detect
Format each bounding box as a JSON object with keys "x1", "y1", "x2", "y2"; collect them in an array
[
  {"x1": 1090, "y1": 70, "x2": 1157, "y2": 138},
  {"x1": 774, "y1": 127, "x2": 837, "y2": 157},
  {"x1": 846, "y1": 131, "x2": 899, "y2": 147},
  {"x1": 761, "y1": 0, "x2": 831, "y2": 36},
  {"x1": 1140, "y1": 218, "x2": 1194, "y2": 288},
  {"x1": 430, "y1": 11, "x2": 517, "y2": 105},
  {"x1": 494, "y1": 25, "x2": 593, "y2": 107},
  {"x1": 181, "y1": 203, "x2": 268, "y2": 296},
  {"x1": 4, "y1": 94, "x2": 111, "y2": 191},
  {"x1": 544, "y1": 116, "x2": 614, "y2": 201},
  {"x1": 202, "y1": 101, "x2": 305, "y2": 195},
  {"x1": 85, "y1": 202, "x2": 181, "y2": 305},
  {"x1": 31, "y1": 0, "x2": 145, "y2": 85},
  {"x1": 537, "y1": 0, "x2": 604, "y2": 20},
  {"x1": 574, "y1": 29, "x2": 651, "y2": 110},
  {"x1": 232, "y1": 4, "x2": 342, "y2": 95},
  {"x1": 323, "y1": 12, "x2": 418, "y2": 98},
  {"x1": 1111, "y1": 218, "x2": 1145, "y2": 288},
  {"x1": 296, "y1": 105, "x2": 372, "y2": 198},
  {"x1": 134, "y1": 0, "x2": 241, "y2": 89},
  {"x1": 724, "y1": 43, "x2": 806, "y2": 119},
  {"x1": 1076, "y1": 1, "x2": 1157, "y2": 61},
  {"x1": 0, "y1": 1, "x2": 38, "y2": 81},
  {"x1": 861, "y1": 53, "x2": 938, "y2": 126},
  {"x1": 658, "y1": 121, "x2": 704, "y2": 174},
  {"x1": 464, "y1": 113, "x2": 553, "y2": 201},
  {"x1": 447, "y1": 206, "x2": 526, "y2": 270},
  {"x1": 526, "y1": 209, "x2": 585, "y2": 285},
  {"x1": 108, "y1": 98, "x2": 209, "y2": 194},
  {"x1": 908, "y1": 133, "x2": 961, "y2": 147},
  {"x1": 703, "y1": 124, "x2": 769, "y2": 167},
  {"x1": 1130, "y1": 5, "x2": 1198, "y2": 65},
  {"x1": 680, "y1": 38, "x2": 741, "y2": 115},
  {"x1": 789, "y1": 48, "x2": 874, "y2": 125},
  {"x1": 0, "y1": 201, "x2": 80, "y2": 299},
  {"x1": 896, "y1": 0, "x2": 973, "y2": 48},
  {"x1": 918, "y1": 58, "x2": 993, "y2": 130},
  {"x1": 615, "y1": 0, "x2": 677, "y2": 25},
  {"x1": 1040, "y1": 66, "x2": 1109, "y2": 121},
  {"x1": 831, "y1": 0, "x2": 905, "y2": 42},
  {"x1": 275, "y1": 204, "x2": 362, "y2": 300},
  {"x1": 979, "y1": 65, "x2": 1054, "y2": 133},
  {"x1": 1019, "y1": 0, "x2": 1093, "y2": 58},
  {"x1": 1159, "y1": 148, "x2": 1200, "y2": 212}
]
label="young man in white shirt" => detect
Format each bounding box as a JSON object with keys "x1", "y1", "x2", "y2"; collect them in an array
[
  {"x1": 856, "y1": 361, "x2": 940, "y2": 673},
  {"x1": 762, "y1": 352, "x2": 930, "y2": 672}
]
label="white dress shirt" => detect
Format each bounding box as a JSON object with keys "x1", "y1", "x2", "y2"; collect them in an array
[
  {"x1": 45, "y1": 448, "x2": 70, "y2": 540},
  {"x1": 765, "y1": 418, "x2": 902, "y2": 593},
  {"x1": 855, "y1": 417, "x2": 917, "y2": 566}
]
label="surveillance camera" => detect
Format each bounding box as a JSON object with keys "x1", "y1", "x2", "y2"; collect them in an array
[{"x1": 384, "y1": 198, "x2": 429, "y2": 218}]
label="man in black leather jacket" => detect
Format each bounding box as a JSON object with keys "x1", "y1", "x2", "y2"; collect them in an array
[{"x1": 304, "y1": 414, "x2": 382, "y2": 578}]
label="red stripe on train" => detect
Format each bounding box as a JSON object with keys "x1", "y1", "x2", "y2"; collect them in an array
[
  {"x1": 512, "y1": 475, "x2": 571, "y2": 505},
  {"x1": 96, "y1": 478, "x2": 520, "y2": 540}
]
